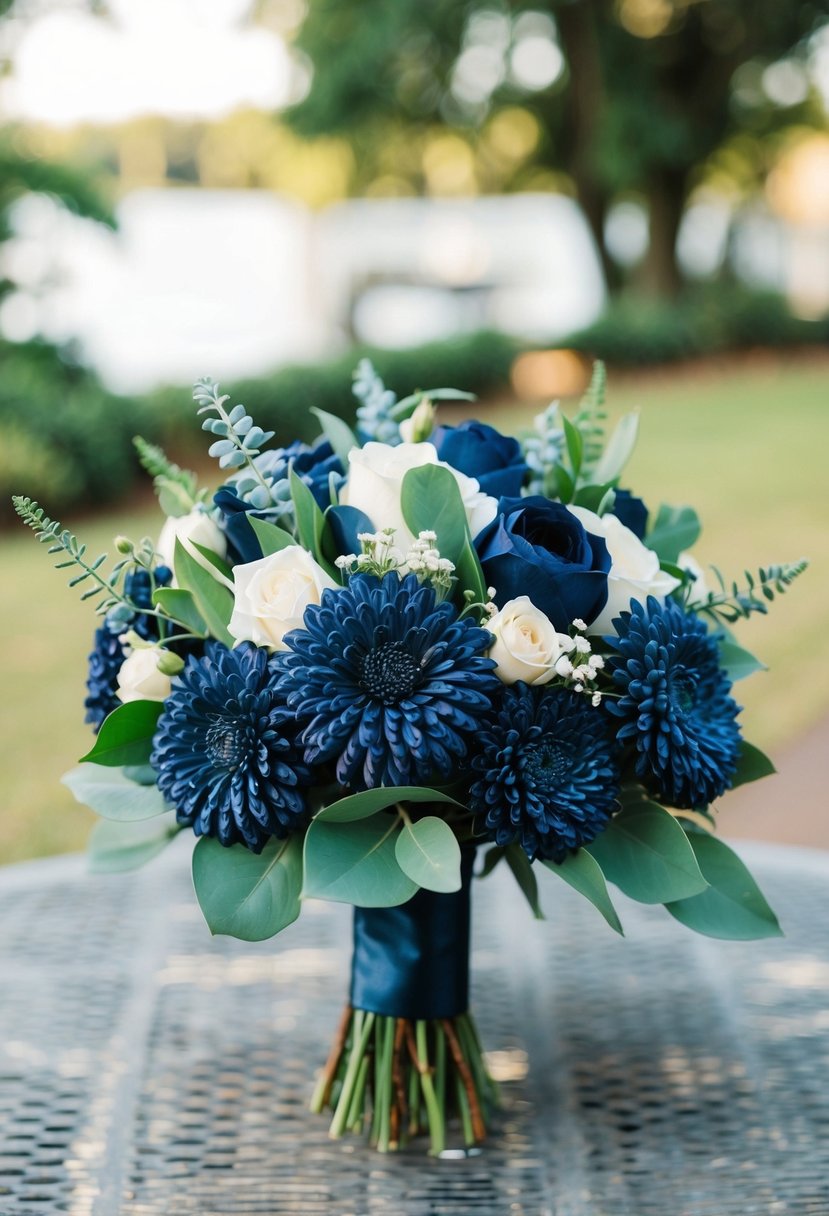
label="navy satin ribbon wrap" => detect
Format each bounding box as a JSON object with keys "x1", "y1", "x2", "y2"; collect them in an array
[{"x1": 350, "y1": 847, "x2": 475, "y2": 1021}]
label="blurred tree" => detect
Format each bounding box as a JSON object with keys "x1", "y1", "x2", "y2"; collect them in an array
[{"x1": 286, "y1": 0, "x2": 829, "y2": 297}]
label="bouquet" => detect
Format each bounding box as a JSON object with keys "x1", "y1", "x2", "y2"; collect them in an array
[{"x1": 13, "y1": 360, "x2": 807, "y2": 1156}]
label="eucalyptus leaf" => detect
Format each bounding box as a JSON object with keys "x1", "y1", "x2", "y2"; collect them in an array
[
  {"x1": 316, "y1": 786, "x2": 466, "y2": 823},
  {"x1": 249, "y1": 515, "x2": 297, "y2": 557},
  {"x1": 310, "y1": 407, "x2": 359, "y2": 467},
  {"x1": 401, "y1": 464, "x2": 468, "y2": 564},
  {"x1": 394, "y1": 817, "x2": 462, "y2": 893},
  {"x1": 190, "y1": 542, "x2": 234, "y2": 583},
  {"x1": 173, "y1": 539, "x2": 234, "y2": 645},
  {"x1": 88, "y1": 813, "x2": 179, "y2": 873},
  {"x1": 718, "y1": 639, "x2": 767, "y2": 682},
  {"x1": 63, "y1": 764, "x2": 168, "y2": 820},
  {"x1": 646, "y1": 504, "x2": 701, "y2": 564},
  {"x1": 303, "y1": 813, "x2": 417, "y2": 907},
  {"x1": 192, "y1": 834, "x2": 303, "y2": 941},
  {"x1": 665, "y1": 832, "x2": 782, "y2": 940},
  {"x1": 587, "y1": 802, "x2": 708, "y2": 904},
  {"x1": 505, "y1": 844, "x2": 544, "y2": 920},
  {"x1": 592, "y1": 412, "x2": 640, "y2": 484},
  {"x1": 544, "y1": 849, "x2": 624, "y2": 935},
  {"x1": 730, "y1": 741, "x2": 776, "y2": 788},
  {"x1": 152, "y1": 587, "x2": 208, "y2": 636},
  {"x1": 79, "y1": 700, "x2": 163, "y2": 768}
]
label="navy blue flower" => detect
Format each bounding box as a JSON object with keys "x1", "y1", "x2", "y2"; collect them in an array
[
  {"x1": 432, "y1": 420, "x2": 529, "y2": 498},
  {"x1": 475, "y1": 496, "x2": 611, "y2": 631},
  {"x1": 609, "y1": 489, "x2": 649, "y2": 541},
  {"x1": 469, "y1": 684, "x2": 620, "y2": 862},
  {"x1": 151, "y1": 642, "x2": 311, "y2": 851},
  {"x1": 215, "y1": 439, "x2": 344, "y2": 563},
  {"x1": 84, "y1": 569, "x2": 164, "y2": 730},
  {"x1": 605, "y1": 596, "x2": 741, "y2": 809},
  {"x1": 279, "y1": 573, "x2": 500, "y2": 790}
]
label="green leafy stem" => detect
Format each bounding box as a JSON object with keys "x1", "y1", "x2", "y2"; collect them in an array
[{"x1": 697, "y1": 559, "x2": 809, "y2": 624}]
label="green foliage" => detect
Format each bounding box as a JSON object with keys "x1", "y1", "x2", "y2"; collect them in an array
[
  {"x1": 543, "y1": 850, "x2": 624, "y2": 936},
  {"x1": 665, "y1": 831, "x2": 782, "y2": 940},
  {"x1": 248, "y1": 516, "x2": 296, "y2": 557},
  {"x1": 302, "y1": 812, "x2": 417, "y2": 907},
  {"x1": 394, "y1": 816, "x2": 462, "y2": 893},
  {"x1": 80, "y1": 700, "x2": 163, "y2": 768},
  {"x1": 571, "y1": 361, "x2": 608, "y2": 476},
  {"x1": 504, "y1": 843, "x2": 544, "y2": 920},
  {"x1": 11, "y1": 495, "x2": 135, "y2": 614},
  {"x1": 88, "y1": 813, "x2": 179, "y2": 874},
  {"x1": 192, "y1": 834, "x2": 303, "y2": 941},
  {"x1": 718, "y1": 639, "x2": 766, "y2": 682},
  {"x1": 133, "y1": 436, "x2": 206, "y2": 518},
  {"x1": 730, "y1": 741, "x2": 776, "y2": 789},
  {"x1": 587, "y1": 802, "x2": 708, "y2": 905},
  {"x1": 567, "y1": 288, "x2": 829, "y2": 367},
  {"x1": 173, "y1": 538, "x2": 234, "y2": 645},
  {"x1": 646, "y1": 504, "x2": 701, "y2": 563},
  {"x1": 62, "y1": 764, "x2": 169, "y2": 821},
  {"x1": 698, "y1": 560, "x2": 809, "y2": 624},
  {"x1": 314, "y1": 786, "x2": 465, "y2": 823},
  {"x1": 0, "y1": 340, "x2": 150, "y2": 520}
]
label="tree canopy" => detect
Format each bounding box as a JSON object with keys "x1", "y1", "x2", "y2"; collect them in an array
[{"x1": 287, "y1": 0, "x2": 829, "y2": 295}]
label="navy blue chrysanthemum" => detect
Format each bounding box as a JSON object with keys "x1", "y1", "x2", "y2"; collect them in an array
[
  {"x1": 279, "y1": 573, "x2": 500, "y2": 790},
  {"x1": 469, "y1": 684, "x2": 620, "y2": 862},
  {"x1": 84, "y1": 569, "x2": 165, "y2": 730},
  {"x1": 151, "y1": 642, "x2": 311, "y2": 851},
  {"x1": 605, "y1": 596, "x2": 741, "y2": 808}
]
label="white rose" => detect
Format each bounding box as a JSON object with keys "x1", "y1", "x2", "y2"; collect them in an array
[
  {"x1": 485, "y1": 596, "x2": 574, "y2": 685},
  {"x1": 228, "y1": 545, "x2": 337, "y2": 651},
  {"x1": 678, "y1": 552, "x2": 712, "y2": 606},
  {"x1": 339, "y1": 442, "x2": 497, "y2": 550},
  {"x1": 568, "y1": 505, "x2": 680, "y2": 636},
  {"x1": 116, "y1": 647, "x2": 172, "y2": 703},
  {"x1": 157, "y1": 509, "x2": 228, "y2": 577}
]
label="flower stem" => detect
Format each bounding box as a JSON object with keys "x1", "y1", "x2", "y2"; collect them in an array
[
  {"x1": 329, "y1": 1009, "x2": 375, "y2": 1139},
  {"x1": 416, "y1": 1019, "x2": 445, "y2": 1156}
]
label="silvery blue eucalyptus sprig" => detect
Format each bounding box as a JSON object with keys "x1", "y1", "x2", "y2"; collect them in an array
[
  {"x1": 352, "y1": 358, "x2": 401, "y2": 445},
  {"x1": 194, "y1": 377, "x2": 281, "y2": 512},
  {"x1": 523, "y1": 401, "x2": 566, "y2": 496}
]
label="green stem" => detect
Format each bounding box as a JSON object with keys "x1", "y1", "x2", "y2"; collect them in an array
[
  {"x1": 455, "y1": 1072, "x2": 475, "y2": 1148},
  {"x1": 374, "y1": 1017, "x2": 396, "y2": 1152},
  {"x1": 416, "y1": 1020, "x2": 445, "y2": 1156},
  {"x1": 347, "y1": 1054, "x2": 370, "y2": 1132},
  {"x1": 330, "y1": 1010, "x2": 375, "y2": 1139}
]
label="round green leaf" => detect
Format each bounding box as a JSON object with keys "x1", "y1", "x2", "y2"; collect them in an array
[
  {"x1": 192, "y1": 834, "x2": 303, "y2": 942},
  {"x1": 63, "y1": 764, "x2": 168, "y2": 821},
  {"x1": 88, "y1": 813, "x2": 178, "y2": 873},
  {"x1": 394, "y1": 817, "x2": 461, "y2": 893},
  {"x1": 303, "y1": 813, "x2": 416, "y2": 907}
]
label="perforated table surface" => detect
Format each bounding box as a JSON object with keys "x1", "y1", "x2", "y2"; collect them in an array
[{"x1": 1, "y1": 839, "x2": 828, "y2": 1216}]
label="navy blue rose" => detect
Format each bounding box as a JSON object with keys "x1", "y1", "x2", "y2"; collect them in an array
[
  {"x1": 475, "y1": 496, "x2": 611, "y2": 632},
  {"x1": 215, "y1": 439, "x2": 344, "y2": 563},
  {"x1": 610, "y1": 489, "x2": 649, "y2": 541},
  {"x1": 432, "y1": 420, "x2": 529, "y2": 498}
]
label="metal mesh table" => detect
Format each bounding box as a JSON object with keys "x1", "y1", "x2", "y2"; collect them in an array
[{"x1": 1, "y1": 839, "x2": 828, "y2": 1215}]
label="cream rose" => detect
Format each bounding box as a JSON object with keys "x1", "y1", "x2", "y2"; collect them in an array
[
  {"x1": 339, "y1": 442, "x2": 497, "y2": 551},
  {"x1": 568, "y1": 505, "x2": 680, "y2": 635},
  {"x1": 157, "y1": 508, "x2": 228, "y2": 577},
  {"x1": 484, "y1": 596, "x2": 574, "y2": 685},
  {"x1": 116, "y1": 647, "x2": 172, "y2": 703},
  {"x1": 228, "y1": 546, "x2": 337, "y2": 651}
]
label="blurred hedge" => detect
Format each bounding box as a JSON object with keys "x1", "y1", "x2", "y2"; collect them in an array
[
  {"x1": 1, "y1": 330, "x2": 520, "y2": 520},
  {"x1": 565, "y1": 285, "x2": 828, "y2": 366}
]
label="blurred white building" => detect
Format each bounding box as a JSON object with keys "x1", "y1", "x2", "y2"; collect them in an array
[{"x1": 1, "y1": 188, "x2": 606, "y2": 392}]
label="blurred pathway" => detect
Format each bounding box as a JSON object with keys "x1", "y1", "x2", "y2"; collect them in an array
[{"x1": 722, "y1": 714, "x2": 829, "y2": 849}]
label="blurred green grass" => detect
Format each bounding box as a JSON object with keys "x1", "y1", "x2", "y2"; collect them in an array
[{"x1": 1, "y1": 360, "x2": 826, "y2": 865}]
